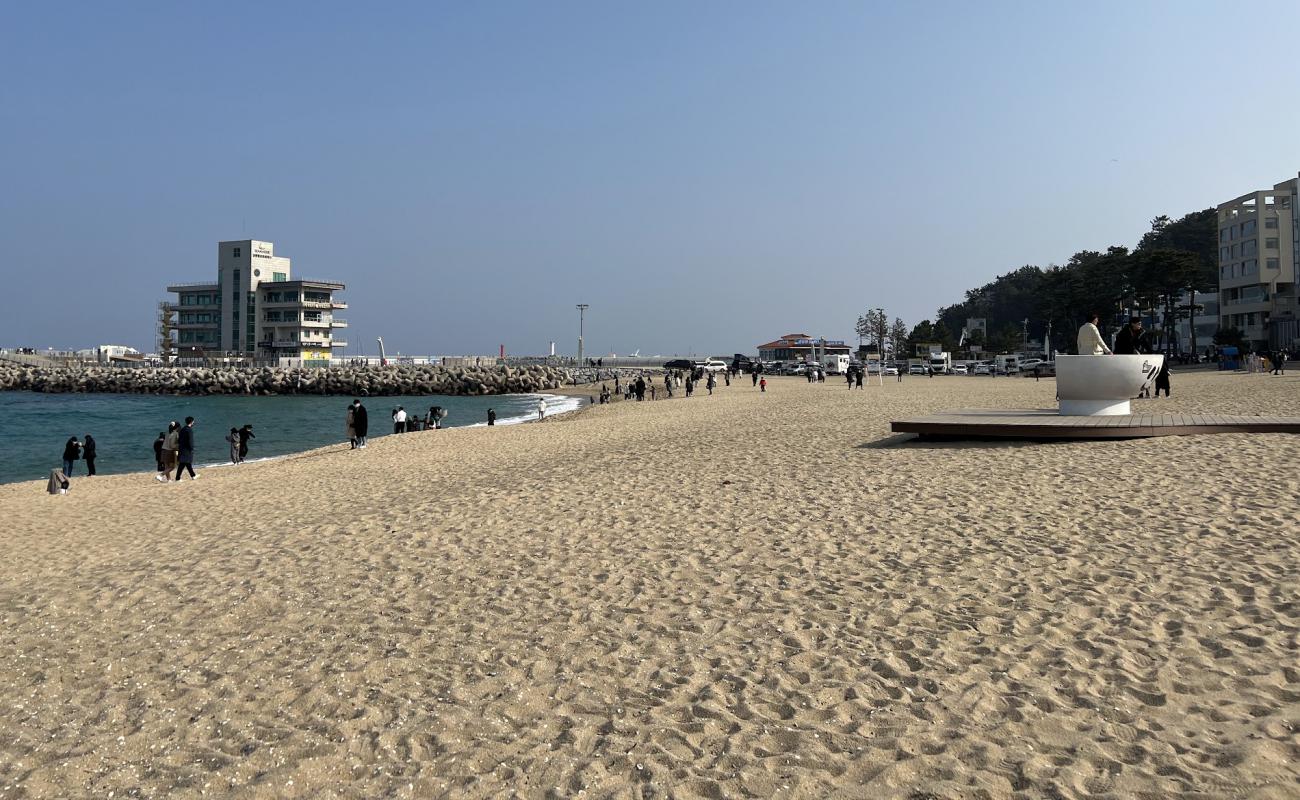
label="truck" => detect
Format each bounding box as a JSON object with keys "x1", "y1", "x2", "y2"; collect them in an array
[
  {"x1": 821, "y1": 354, "x2": 850, "y2": 375},
  {"x1": 927, "y1": 351, "x2": 952, "y2": 374}
]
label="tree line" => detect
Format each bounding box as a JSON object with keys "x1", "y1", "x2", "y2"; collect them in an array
[{"x1": 861, "y1": 209, "x2": 1225, "y2": 359}]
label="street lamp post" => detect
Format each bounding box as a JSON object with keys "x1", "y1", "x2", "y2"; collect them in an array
[{"x1": 576, "y1": 304, "x2": 589, "y2": 364}]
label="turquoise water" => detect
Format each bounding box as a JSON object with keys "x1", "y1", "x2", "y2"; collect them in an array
[{"x1": 0, "y1": 391, "x2": 581, "y2": 484}]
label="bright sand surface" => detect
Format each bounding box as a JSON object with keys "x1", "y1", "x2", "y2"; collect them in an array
[{"x1": 1, "y1": 372, "x2": 1298, "y2": 799}]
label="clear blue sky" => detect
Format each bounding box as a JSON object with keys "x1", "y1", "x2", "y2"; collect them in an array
[{"x1": 3, "y1": 1, "x2": 1298, "y2": 357}]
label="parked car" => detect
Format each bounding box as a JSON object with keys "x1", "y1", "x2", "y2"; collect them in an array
[
  {"x1": 950, "y1": 365, "x2": 968, "y2": 375},
  {"x1": 697, "y1": 358, "x2": 728, "y2": 373},
  {"x1": 883, "y1": 366, "x2": 899, "y2": 376},
  {"x1": 663, "y1": 359, "x2": 694, "y2": 371},
  {"x1": 1017, "y1": 358, "x2": 1044, "y2": 374},
  {"x1": 1032, "y1": 361, "x2": 1056, "y2": 377},
  {"x1": 908, "y1": 364, "x2": 928, "y2": 375},
  {"x1": 973, "y1": 363, "x2": 994, "y2": 375}
]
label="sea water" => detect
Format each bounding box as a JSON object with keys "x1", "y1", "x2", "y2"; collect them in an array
[{"x1": 0, "y1": 391, "x2": 582, "y2": 485}]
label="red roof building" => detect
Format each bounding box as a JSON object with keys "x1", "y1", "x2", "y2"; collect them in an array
[{"x1": 757, "y1": 334, "x2": 851, "y2": 362}]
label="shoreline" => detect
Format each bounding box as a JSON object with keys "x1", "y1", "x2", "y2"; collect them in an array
[{"x1": 0, "y1": 390, "x2": 590, "y2": 486}]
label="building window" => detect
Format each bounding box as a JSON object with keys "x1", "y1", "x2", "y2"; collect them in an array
[
  {"x1": 273, "y1": 272, "x2": 286, "y2": 282},
  {"x1": 233, "y1": 247, "x2": 241, "y2": 258},
  {"x1": 1265, "y1": 216, "x2": 1279, "y2": 229},
  {"x1": 1267, "y1": 257, "x2": 1279, "y2": 270},
  {"x1": 1265, "y1": 237, "x2": 1279, "y2": 250},
  {"x1": 1242, "y1": 219, "x2": 1257, "y2": 235}
]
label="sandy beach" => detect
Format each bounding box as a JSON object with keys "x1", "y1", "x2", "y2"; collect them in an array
[{"x1": 1, "y1": 371, "x2": 1297, "y2": 799}]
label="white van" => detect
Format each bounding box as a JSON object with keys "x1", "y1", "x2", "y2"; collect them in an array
[{"x1": 697, "y1": 358, "x2": 728, "y2": 373}]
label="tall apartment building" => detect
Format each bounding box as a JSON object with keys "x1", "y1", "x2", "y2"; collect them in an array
[
  {"x1": 1217, "y1": 175, "x2": 1299, "y2": 350},
  {"x1": 165, "y1": 240, "x2": 348, "y2": 363}
]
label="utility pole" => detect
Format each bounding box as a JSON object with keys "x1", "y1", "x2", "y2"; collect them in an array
[{"x1": 576, "y1": 304, "x2": 589, "y2": 364}]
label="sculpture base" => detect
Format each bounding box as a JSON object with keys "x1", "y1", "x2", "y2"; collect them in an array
[{"x1": 1058, "y1": 398, "x2": 1131, "y2": 416}]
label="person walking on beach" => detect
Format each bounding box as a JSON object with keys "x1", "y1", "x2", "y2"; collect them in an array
[
  {"x1": 706, "y1": 373, "x2": 715, "y2": 395},
  {"x1": 153, "y1": 432, "x2": 166, "y2": 472},
  {"x1": 62, "y1": 436, "x2": 81, "y2": 477},
  {"x1": 759, "y1": 377, "x2": 767, "y2": 393},
  {"x1": 752, "y1": 369, "x2": 759, "y2": 387},
  {"x1": 175, "y1": 417, "x2": 197, "y2": 481},
  {"x1": 1077, "y1": 312, "x2": 1112, "y2": 355},
  {"x1": 157, "y1": 421, "x2": 179, "y2": 481},
  {"x1": 393, "y1": 407, "x2": 407, "y2": 434},
  {"x1": 1272, "y1": 350, "x2": 1287, "y2": 375},
  {"x1": 238, "y1": 425, "x2": 254, "y2": 462},
  {"x1": 225, "y1": 427, "x2": 240, "y2": 463},
  {"x1": 855, "y1": 369, "x2": 864, "y2": 389},
  {"x1": 685, "y1": 376, "x2": 694, "y2": 397},
  {"x1": 82, "y1": 434, "x2": 97, "y2": 476},
  {"x1": 346, "y1": 404, "x2": 358, "y2": 449},
  {"x1": 487, "y1": 408, "x2": 496, "y2": 426},
  {"x1": 353, "y1": 400, "x2": 369, "y2": 447},
  {"x1": 537, "y1": 397, "x2": 546, "y2": 420},
  {"x1": 635, "y1": 376, "x2": 646, "y2": 401}
]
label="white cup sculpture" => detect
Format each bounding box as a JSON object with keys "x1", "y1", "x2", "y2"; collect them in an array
[{"x1": 1055, "y1": 354, "x2": 1163, "y2": 416}]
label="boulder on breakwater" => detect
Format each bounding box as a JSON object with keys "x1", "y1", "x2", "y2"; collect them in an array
[{"x1": 0, "y1": 363, "x2": 582, "y2": 397}]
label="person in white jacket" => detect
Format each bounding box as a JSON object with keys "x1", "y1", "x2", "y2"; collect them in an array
[{"x1": 1077, "y1": 312, "x2": 1112, "y2": 355}]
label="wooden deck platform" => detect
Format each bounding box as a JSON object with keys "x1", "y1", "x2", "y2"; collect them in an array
[{"x1": 891, "y1": 408, "x2": 1300, "y2": 440}]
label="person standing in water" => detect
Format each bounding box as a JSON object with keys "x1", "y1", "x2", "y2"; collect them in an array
[
  {"x1": 62, "y1": 436, "x2": 81, "y2": 477},
  {"x1": 82, "y1": 434, "x2": 97, "y2": 476},
  {"x1": 487, "y1": 408, "x2": 497, "y2": 426}
]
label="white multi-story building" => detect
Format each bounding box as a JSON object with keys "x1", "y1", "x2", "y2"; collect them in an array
[
  {"x1": 166, "y1": 240, "x2": 348, "y2": 363},
  {"x1": 1217, "y1": 176, "x2": 1299, "y2": 350}
]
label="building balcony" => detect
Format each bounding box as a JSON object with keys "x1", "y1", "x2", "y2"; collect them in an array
[
  {"x1": 330, "y1": 319, "x2": 347, "y2": 328},
  {"x1": 329, "y1": 340, "x2": 347, "y2": 348},
  {"x1": 331, "y1": 301, "x2": 348, "y2": 309},
  {"x1": 175, "y1": 321, "x2": 221, "y2": 329},
  {"x1": 299, "y1": 318, "x2": 332, "y2": 328}
]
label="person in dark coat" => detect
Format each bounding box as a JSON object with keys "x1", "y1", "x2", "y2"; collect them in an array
[
  {"x1": 1154, "y1": 359, "x2": 1172, "y2": 397},
  {"x1": 351, "y1": 400, "x2": 369, "y2": 447},
  {"x1": 1113, "y1": 317, "x2": 1147, "y2": 355},
  {"x1": 237, "y1": 425, "x2": 254, "y2": 462},
  {"x1": 175, "y1": 417, "x2": 197, "y2": 480},
  {"x1": 82, "y1": 434, "x2": 97, "y2": 476},
  {"x1": 487, "y1": 408, "x2": 496, "y2": 426},
  {"x1": 153, "y1": 432, "x2": 166, "y2": 472},
  {"x1": 62, "y1": 437, "x2": 82, "y2": 477}
]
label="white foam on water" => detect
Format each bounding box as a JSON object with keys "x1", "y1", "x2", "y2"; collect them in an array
[{"x1": 466, "y1": 393, "x2": 586, "y2": 427}]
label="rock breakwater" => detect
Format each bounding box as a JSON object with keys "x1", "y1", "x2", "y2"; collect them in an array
[{"x1": 0, "y1": 363, "x2": 578, "y2": 397}]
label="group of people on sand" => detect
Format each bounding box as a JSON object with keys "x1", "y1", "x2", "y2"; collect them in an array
[
  {"x1": 152, "y1": 417, "x2": 200, "y2": 482},
  {"x1": 343, "y1": 398, "x2": 501, "y2": 448},
  {"x1": 390, "y1": 404, "x2": 452, "y2": 433},
  {"x1": 224, "y1": 424, "x2": 255, "y2": 464},
  {"x1": 60, "y1": 435, "x2": 97, "y2": 477},
  {"x1": 1078, "y1": 312, "x2": 1173, "y2": 396}
]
